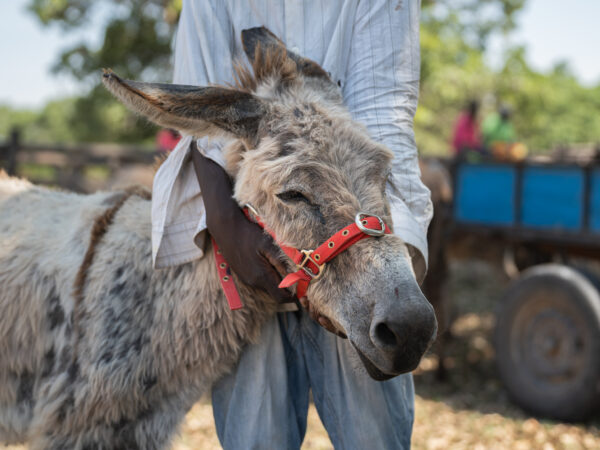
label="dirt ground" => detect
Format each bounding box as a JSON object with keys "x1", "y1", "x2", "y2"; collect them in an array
[
  {"x1": 3, "y1": 262, "x2": 599, "y2": 449},
  {"x1": 170, "y1": 261, "x2": 600, "y2": 450}
]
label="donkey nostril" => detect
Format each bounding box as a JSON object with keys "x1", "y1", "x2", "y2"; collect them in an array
[{"x1": 374, "y1": 322, "x2": 398, "y2": 347}]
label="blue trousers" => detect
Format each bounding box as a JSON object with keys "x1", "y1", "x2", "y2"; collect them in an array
[{"x1": 212, "y1": 311, "x2": 415, "y2": 450}]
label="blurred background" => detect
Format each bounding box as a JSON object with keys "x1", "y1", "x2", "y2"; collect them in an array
[
  {"x1": 1, "y1": 0, "x2": 599, "y2": 153},
  {"x1": 1, "y1": 0, "x2": 599, "y2": 449}
]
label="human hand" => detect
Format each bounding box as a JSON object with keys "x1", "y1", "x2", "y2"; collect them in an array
[
  {"x1": 191, "y1": 144, "x2": 295, "y2": 304},
  {"x1": 210, "y1": 205, "x2": 296, "y2": 304}
]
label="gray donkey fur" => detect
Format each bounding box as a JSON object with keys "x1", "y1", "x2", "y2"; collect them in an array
[
  {"x1": 0, "y1": 177, "x2": 273, "y2": 449},
  {"x1": 0, "y1": 28, "x2": 436, "y2": 449}
]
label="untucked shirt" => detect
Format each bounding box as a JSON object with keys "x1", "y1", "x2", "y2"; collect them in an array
[{"x1": 152, "y1": 0, "x2": 433, "y2": 281}]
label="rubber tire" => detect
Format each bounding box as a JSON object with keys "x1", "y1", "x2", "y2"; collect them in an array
[{"x1": 494, "y1": 264, "x2": 600, "y2": 422}]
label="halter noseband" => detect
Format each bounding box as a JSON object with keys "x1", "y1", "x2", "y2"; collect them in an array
[{"x1": 213, "y1": 206, "x2": 391, "y2": 310}]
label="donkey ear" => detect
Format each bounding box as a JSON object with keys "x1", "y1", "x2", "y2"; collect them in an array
[
  {"x1": 241, "y1": 27, "x2": 332, "y2": 83},
  {"x1": 102, "y1": 70, "x2": 266, "y2": 140}
]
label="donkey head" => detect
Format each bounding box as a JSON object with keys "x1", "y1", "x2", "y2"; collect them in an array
[{"x1": 103, "y1": 27, "x2": 436, "y2": 379}]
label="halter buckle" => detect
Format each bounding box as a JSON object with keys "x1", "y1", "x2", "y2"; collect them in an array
[
  {"x1": 355, "y1": 212, "x2": 386, "y2": 236},
  {"x1": 297, "y1": 249, "x2": 326, "y2": 279}
]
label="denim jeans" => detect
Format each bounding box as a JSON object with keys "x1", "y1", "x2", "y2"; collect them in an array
[{"x1": 211, "y1": 311, "x2": 415, "y2": 450}]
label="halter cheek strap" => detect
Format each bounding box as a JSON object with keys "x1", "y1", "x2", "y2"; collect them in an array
[
  {"x1": 213, "y1": 208, "x2": 391, "y2": 310},
  {"x1": 212, "y1": 238, "x2": 244, "y2": 310}
]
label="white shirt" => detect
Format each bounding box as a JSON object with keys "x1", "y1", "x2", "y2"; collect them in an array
[{"x1": 152, "y1": 0, "x2": 433, "y2": 281}]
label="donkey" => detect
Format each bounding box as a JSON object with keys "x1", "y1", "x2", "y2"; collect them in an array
[{"x1": 0, "y1": 28, "x2": 436, "y2": 449}]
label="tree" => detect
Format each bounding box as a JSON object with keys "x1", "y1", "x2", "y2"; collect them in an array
[
  {"x1": 27, "y1": 0, "x2": 182, "y2": 143},
  {"x1": 417, "y1": 0, "x2": 600, "y2": 154},
  {"x1": 417, "y1": 0, "x2": 525, "y2": 153},
  {"x1": 421, "y1": 0, "x2": 526, "y2": 51}
]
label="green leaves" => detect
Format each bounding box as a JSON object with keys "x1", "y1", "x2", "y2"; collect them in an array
[
  {"x1": 417, "y1": 0, "x2": 600, "y2": 155},
  {"x1": 28, "y1": 0, "x2": 88, "y2": 27},
  {"x1": 25, "y1": 0, "x2": 181, "y2": 143}
]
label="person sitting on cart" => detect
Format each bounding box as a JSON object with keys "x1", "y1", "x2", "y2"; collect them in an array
[
  {"x1": 482, "y1": 105, "x2": 515, "y2": 157},
  {"x1": 452, "y1": 99, "x2": 483, "y2": 162}
]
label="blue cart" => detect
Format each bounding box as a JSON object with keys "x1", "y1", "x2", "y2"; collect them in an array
[{"x1": 450, "y1": 160, "x2": 600, "y2": 421}]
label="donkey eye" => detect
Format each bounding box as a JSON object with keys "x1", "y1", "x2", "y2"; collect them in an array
[{"x1": 277, "y1": 190, "x2": 310, "y2": 204}]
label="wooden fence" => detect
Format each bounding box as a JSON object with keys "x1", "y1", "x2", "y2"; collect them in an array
[
  {"x1": 0, "y1": 128, "x2": 159, "y2": 192},
  {"x1": 3, "y1": 126, "x2": 598, "y2": 193}
]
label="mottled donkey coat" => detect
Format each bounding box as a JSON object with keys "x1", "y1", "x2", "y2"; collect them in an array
[{"x1": 0, "y1": 172, "x2": 276, "y2": 449}]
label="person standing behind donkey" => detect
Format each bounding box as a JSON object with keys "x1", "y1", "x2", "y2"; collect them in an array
[{"x1": 152, "y1": 1, "x2": 433, "y2": 448}]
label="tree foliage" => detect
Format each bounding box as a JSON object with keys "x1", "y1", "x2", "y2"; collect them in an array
[
  {"x1": 417, "y1": 0, "x2": 600, "y2": 154},
  {"x1": 31, "y1": 0, "x2": 180, "y2": 81},
  {"x1": 21, "y1": 0, "x2": 182, "y2": 143}
]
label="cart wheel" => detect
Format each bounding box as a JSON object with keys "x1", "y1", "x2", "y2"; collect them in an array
[{"x1": 494, "y1": 264, "x2": 600, "y2": 421}]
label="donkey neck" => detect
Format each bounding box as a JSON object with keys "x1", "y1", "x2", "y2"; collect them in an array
[{"x1": 105, "y1": 195, "x2": 277, "y2": 386}]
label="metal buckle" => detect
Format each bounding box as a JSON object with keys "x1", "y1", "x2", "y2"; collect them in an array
[
  {"x1": 297, "y1": 249, "x2": 326, "y2": 279},
  {"x1": 355, "y1": 212, "x2": 386, "y2": 237}
]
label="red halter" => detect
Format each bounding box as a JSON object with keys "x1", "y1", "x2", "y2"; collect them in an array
[{"x1": 213, "y1": 206, "x2": 391, "y2": 310}]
